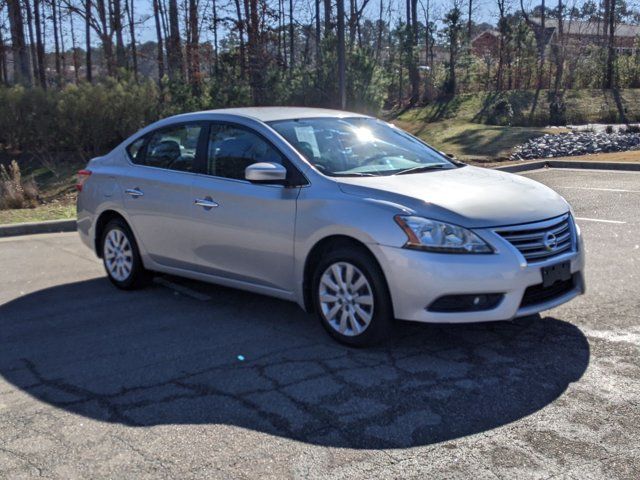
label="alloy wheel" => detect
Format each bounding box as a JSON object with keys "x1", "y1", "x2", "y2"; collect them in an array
[
  {"x1": 104, "y1": 229, "x2": 134, "y2": 282},
  {"x1": 318, "y1": 261, "x2": 374, "y2": 336}
]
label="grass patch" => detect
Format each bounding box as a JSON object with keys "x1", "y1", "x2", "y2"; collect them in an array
[
  {"x1": 394, "y1": 88, "x2": 640, "y2": 162},
  {"x1": 0, "y1": 199, "x2": 75, "y2": 224},
  {"x1": 394, "y1": 119, "x2": 560, "y2": 162},
  {"x1": 0, "y1": 153, "x2": 83, "y2": 225}
]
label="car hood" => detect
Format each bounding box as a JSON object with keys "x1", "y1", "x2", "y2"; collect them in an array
[{"x1": 335, "y1": 166, "x2": 569, "y2": 228}]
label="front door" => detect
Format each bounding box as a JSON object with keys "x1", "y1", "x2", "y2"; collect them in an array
[{"x1": 190, "y1": 123, "x2": 300, "y2": 293}]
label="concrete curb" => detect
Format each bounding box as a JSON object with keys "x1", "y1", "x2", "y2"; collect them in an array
[
  {"x1": 495, "y1": 159, "x2": 640, "y2": 173},
  {"x1": 0, "y1": 219, "x2": 77, "y2": 238}
]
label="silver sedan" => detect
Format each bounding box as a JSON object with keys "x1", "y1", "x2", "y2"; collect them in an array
[{"x1": 77, "y1": 107, "x2": 585, "y2": 346}]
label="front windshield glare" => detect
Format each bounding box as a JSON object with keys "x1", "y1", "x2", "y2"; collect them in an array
[{"x1": 268, "y1": 117, "x2": 456, "y2": 176}]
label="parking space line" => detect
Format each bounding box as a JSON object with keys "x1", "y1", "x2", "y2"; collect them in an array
[
  {"x1": 575, "y1": 217, "x2": 627, "y2": 224},
  {"x1": 557, "y1": 186, "x2": 640, "y2": 193}
]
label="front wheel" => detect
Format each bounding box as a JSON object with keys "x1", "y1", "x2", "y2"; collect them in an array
[
  {"x1": 312, "y1": 247, "x2": 393, "y2": 347},
  {"x1": 101, "y1": 218, "x2": 149, "y2": 290}
]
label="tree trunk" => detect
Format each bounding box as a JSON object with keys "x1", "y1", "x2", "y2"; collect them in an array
[
  {"x1": 324, "y1": 0, "x2": 331, "y2": 34},
  {"x1": 153, "y1": 0, "x2": 166, "y2": 81},
  {"x1": 315, "y1": 0, "x2": 321, "y2": 68},
  {"x1": 409, "y1": 0, "x2": 419, "y2": 104},
  {"x1": 289, "y1": 0, "x2": 294, "y2": 74},
  {"x1": 336, "y1": 0, "x2": 346, "y2": 108},
  {"x1": 467, "y1": 0, "x2": 473, "y2": 41},
  {"x1": 604, "y1": 0, "x2": 616, "y2": 89},
  {"x1": 113, "y1": 0, "x2": 127, "y2": 69},
  {"x1": 166, "y1": 0, "x2": 183, "y2": 80},
  {"x1": 233, "y1": 0, "x2": 246, "y2": 75},
  {"x1": 553, "y1": 0, "x2": 564, "y2": 93},
  {"x1": 96, "y1": 0, "x2": 116, "y2": 76},
  {"x1": 125, "y1": 0, "x2": 138, "y2": 80},
  {"x1": 188, "y1": 0, "x2": 200, "y2": 93},
  {"x1": 212, "y1": 0, "x2": 219, "y2": 76},
  {"x1": 0, "y1": 27, "x2": 8, "y2": 85},
  {"x1": 6, "y1": 0, "x2": 32, "y2": 85},
  {"x1": 375, "y1": 0, "x2": 383, "y2": 62},
  {"x1": 85, "y1": 0, "x2": 93, "y2": 82},
  {"x1": 69, "y1": 10, "x2": 80, "y2": 83},
  {"x1": 246, "y1": 0, "x2": 265, "y2": 104},
  {"x1": 33, "y1": 0, "x2": 46, "y2": 86},
  {"x1": 51, "y1": 0, "x2": 63, "y2": 83},
  {"x1": 24, "y1": 0, "x2": 39, "y2": 86},
  {"x1": 58, "y1": 1, "x2": 67, "y2": 74}
]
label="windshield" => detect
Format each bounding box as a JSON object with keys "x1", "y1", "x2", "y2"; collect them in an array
[{"x1": 268, "y1": 117, "x2": 457, "y2": 176}]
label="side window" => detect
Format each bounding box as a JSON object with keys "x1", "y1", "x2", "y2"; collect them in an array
[
  {"x1": 207, "y1": 124, "x2": 285, "y2": 180},
  {"x1": 126, "y1": 137, "x2": 146, "y2": 164},
  {"x1": 142, "y1": 124, "x2": 203, "y2": 172}
]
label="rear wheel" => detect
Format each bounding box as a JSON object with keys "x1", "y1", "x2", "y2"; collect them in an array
[
  {"x1": 312, "y1": 246, "x2": 393, "y2": 346},
  {"x1": 101, "y1": 218, "x2": 148, "y2": 289}
]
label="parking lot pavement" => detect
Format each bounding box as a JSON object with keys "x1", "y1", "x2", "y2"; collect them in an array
[{"x1": 0, "y1": 168, "x2": 638, "y2": 479}]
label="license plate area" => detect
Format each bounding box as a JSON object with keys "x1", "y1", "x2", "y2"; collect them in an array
[{"x1": 541, "y1": 261, "x2": 571, "y2": 288}]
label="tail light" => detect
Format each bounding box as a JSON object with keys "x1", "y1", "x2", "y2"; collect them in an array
[{"x1": 76, "y1": 169, "x2": 92, "y2": 191}]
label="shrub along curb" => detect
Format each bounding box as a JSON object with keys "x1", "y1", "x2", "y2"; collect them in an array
[
  {"x1": 1, "y1": 159, "x2": 639, "y2": 238},
  {"x1": 0, "y1": 219, "x2": 76, "y2": 238}
]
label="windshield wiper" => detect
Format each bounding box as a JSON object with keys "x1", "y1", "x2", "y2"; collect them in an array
[
  {"x1": 393, "y1": 164, "x2": 448, "y2": 175},
  {"x1": 332, "y1": 172, "x2": 378, "y2": 177}
]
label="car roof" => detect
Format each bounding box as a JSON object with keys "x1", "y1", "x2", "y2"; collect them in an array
[{"x1": 180, "y1": 107, "x2": 371, "y2": 123}]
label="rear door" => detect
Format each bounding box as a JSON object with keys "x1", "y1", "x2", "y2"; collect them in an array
[
  {"x1": 190, "y1": 122, "x2": 301, "y2": 293},
  {"x1": 120, "y1": 122, "x2": 206, "y2": 269}
]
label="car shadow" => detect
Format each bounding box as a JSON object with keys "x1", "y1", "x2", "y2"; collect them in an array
[{"x1": 0, "y1": 277, "x2": 590, "y2": 449}]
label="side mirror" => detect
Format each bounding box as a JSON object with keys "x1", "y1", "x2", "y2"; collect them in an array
[
  {"x1": 245, "y1": 162, "x2": 288, "y2": 183},
  {"x1": 445, "y1": 153, "x2": 457, "y2": 160}
]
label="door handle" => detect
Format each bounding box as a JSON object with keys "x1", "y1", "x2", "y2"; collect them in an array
[
  {"x1": 125, "y1": 188, "x2": 144, "y2": 198},
  {"x1": 194, "y1": 198, "x2": 219, "y2": 210}
]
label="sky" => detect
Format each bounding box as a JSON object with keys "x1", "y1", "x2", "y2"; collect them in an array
[{"x1": 1, "y1": 0, "x2": 637, "y2": 50}]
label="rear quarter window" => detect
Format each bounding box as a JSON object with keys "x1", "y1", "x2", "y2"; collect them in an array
[{"x1": 126, "y1": 137, "x2": 146, "y2": 164}]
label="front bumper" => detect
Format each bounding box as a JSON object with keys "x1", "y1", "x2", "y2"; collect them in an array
[{"x1": 371, "y1": 230, "x2": 585, "y2": 323}]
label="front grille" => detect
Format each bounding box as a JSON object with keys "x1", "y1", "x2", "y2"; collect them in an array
[
  {"x1": 495, "y1": 214, "x2": 575, "y2": 263},
  {"x1": 520, "y1": 275, "x2": 576, "y2": 308}
]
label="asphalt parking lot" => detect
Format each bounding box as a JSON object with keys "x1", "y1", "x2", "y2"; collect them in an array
[{"x1": 1, "y1": 167, "x2": 638, "y2": 479}]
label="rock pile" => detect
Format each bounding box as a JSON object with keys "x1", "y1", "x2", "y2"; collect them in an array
[{"x1": 511, "y1": 131, "x2": 640, "y2": 160}]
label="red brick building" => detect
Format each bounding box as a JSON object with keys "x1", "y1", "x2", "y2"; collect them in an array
[
  {"x1": 471, "y1": 30, "x2": 500, "y2": 57},
  {"x1": 471, "y1": 19, "x2": 640, "y2": 58}
]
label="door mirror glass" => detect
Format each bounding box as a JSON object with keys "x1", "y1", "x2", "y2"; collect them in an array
[{"x1": 245, "y1": 162, "x2": 287, "y2": 183}]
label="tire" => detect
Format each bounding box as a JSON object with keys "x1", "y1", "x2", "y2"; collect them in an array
[
  {"x1": 312, "y1": 246, "x2": 393, "y2": 347},
  {"x1": 101, "y1": 218, "x2": 149, "y2": 290}
]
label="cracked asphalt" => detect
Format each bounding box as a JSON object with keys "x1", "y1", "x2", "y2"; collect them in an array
[{"x1": 1, "y1": 168, "x2": 638, "y2": 479}]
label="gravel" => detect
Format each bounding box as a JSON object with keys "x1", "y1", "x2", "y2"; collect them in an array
[{"x1": 511, "y1": 130, "x2": 640, "y2": 160}]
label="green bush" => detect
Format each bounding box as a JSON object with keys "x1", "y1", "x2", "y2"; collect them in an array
[{"x1": 0, "y1": 78, "x2": 162, "y2": 155}]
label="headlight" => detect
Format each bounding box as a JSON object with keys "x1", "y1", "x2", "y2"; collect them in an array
[{"x1": 394, "y1": 215, "x2": 494, "y2": 254}]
